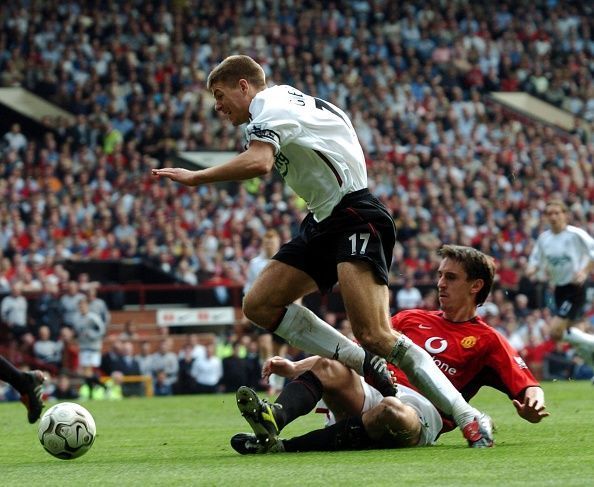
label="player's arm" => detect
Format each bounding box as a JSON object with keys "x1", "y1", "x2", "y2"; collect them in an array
[
  {"x1": 574, "y1": 235, "x2": 594, "y2": 284},
  {"x1": 525, "y1": 251, "x2": 540, "y2": 279},
  {"x1": 262, "y1": 355, "x2": 321, "y2": 381},
  {"x1": 512, "y1": 386, "x2": 549, "y2": 423},
  {"x1": 525, "y1": 237, "x2": 545, "y2": 280},
  {"x1": 574, "y1": 259, "x2": 594, "y2": 285},
  {"x1": 151, "y1": 140, "x2": 275, "y2": 186}
]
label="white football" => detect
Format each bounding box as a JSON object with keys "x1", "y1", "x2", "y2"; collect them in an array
[{"x1": 38, "y1": 402, "x2": 96, "y2": 459}]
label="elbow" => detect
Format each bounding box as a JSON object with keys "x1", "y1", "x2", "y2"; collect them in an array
[{"x1": 253, "y1": 156, "x2": 275, "y2": 176}]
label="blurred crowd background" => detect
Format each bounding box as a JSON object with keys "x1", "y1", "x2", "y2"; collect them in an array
[{"x1": 0, "y1": 0, "x2": 593, "y2": 402}]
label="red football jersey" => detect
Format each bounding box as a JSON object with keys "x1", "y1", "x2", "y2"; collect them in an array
[{"x1": 390, "y1": 309, "x2": 539, "y2": 409}]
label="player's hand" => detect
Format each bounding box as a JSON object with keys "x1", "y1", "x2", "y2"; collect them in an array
[
  {"x1": 573, "y1": 270, "x2": 588, "y2": 286},
  {"x1": 262, "y1": 356, "x2": 297, "y2": 381},
  {"x1": 512, "y1": 397, "x2": 550, "y2": 423},
  {"x1": 151, "y1": 167, "x2": 198, "y2": 186}
]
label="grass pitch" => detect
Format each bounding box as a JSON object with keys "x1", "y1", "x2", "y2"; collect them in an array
[{"x1": 1, "y1": 380, "x2": 593, "y2": 486}]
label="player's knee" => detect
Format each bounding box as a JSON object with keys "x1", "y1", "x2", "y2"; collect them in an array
[
  {"x1": 310, "y1": 357, "x2": 342, "y2": 383},
  {"x1": 352, "y1": 328, "x2": 386, "y2": 356},
  {"x1": 242, "y1": 292, "x2": 265, "y2": 325}
]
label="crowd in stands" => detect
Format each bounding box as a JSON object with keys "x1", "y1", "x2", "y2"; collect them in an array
[{"x1": 1, "y1": 0, "x2": 594, "y2": 401}]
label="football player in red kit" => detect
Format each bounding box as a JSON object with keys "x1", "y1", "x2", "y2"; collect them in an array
[{"x1": 230, "y1": 245, "x2": 548, "y2": 454}]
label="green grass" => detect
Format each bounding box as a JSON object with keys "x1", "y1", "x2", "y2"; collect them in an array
[{"x1": 1, "y1": 381, "x2": 593, "y2": 486}]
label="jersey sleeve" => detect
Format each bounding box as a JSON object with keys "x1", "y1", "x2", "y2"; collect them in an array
[
  {"x1": 574, "y1": 227, "x2": 594, "y2": 262},
  {"x1": 246, "y1": 92, "x2": 301, "y2": 156},
  {"x1": 482, "y1": 331, "x2": 539, "y2": 399}
]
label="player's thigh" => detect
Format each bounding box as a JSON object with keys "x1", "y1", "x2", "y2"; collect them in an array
[
  {"x1": 313, "y1": 359, "x2": 365, "y2": 419},
  {"x1": 362, "y1": 397, "x2": 422, "y2": 447},
  {"x1": 242, "y1": 260, "x2": 317, "y2": 315}
]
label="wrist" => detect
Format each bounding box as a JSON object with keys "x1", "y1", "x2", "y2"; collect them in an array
[{"x1": 189, "y1": 170, "x2": 202, "y2": 186}]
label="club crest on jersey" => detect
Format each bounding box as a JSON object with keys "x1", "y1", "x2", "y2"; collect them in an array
[{"x1": 460, "y1": 336, "x2": 477, "y2": 348}]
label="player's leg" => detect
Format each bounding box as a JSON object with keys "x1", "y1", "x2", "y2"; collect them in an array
[
  {"x1": 336, "y1": 261, "x2": 394, "y2": 357},
  {"x1": 232, "y1": 357, "x2": 371, "y2": 454},
  {"x1": 0, "y1": 355, "x2": 45, "y2": 423},
  {"x1": 553, "y1": 285, "x2": 594, "y2": 353},
  {"x1": 312, "y1": 358, "x2": 366, "y2": 421},
  {"x1": 243, "y1": 260, "x2": 370, "y2": 377},
  {"x1": 236, "y1": 357, "x2": 361, "y2": 432},
  {"x1": 255, "y1": 391, "x2": 424, "y2": 453},
  {"x1": 338, "y1": 261, "x2": 492, "y2": 446}
]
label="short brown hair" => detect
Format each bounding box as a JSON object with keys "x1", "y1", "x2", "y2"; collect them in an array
[
  {"x1": 437, "y1": 245, "x2": 495, "y2": 305},
  {"x1": 207, "y1": 55, "x2": 267, "y2": 90},
  {"x1": 545, "y1": 199, "x2": 568, "y2": 214}
]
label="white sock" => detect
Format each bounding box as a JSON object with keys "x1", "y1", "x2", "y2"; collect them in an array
[
  {"x1": 275, "y1": 303, "x2": 365, "y2": 374},
  {"x1": 389, "y1": 335, "x2": 479, "y2": 429},
  {"x1": 563, "y1": 327, "x2": 594, "y2": 350}
]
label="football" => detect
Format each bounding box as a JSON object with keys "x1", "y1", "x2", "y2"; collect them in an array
[{"x1": 38, "y1": 402, "x2": 96, "y2": 460}]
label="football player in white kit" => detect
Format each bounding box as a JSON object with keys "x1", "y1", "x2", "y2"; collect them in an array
[
  {"x1": 526, "y1": 200, "x2": 594, "y2": 360},
  {"x1": 152, "y1": 55, "x2": 492, "y2": 446}
]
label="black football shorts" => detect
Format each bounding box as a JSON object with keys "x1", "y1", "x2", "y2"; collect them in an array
[
  {"x1": 274, "y1": 189, "x2": 397, "y2": 294},
  {"x1": 554, "y1": 283, "x2": 586, "y2": 320}
]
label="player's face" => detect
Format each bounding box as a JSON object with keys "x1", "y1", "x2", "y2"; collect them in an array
[
  {"x1": 436, "y1": 258, "x2": 478, "y2": 313},
  {"x1": 262, "y1": 235, "x2": 280, "y2": 257},
  {"x1": 544, "y1": 205, "x2": 567, "y2": 233},
  {"x1": 211, "y1": 80, "x2": 251, "y2": 126}
]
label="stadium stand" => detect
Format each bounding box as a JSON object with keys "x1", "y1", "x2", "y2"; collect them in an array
[{"x1": 0, "y1": 0, "x2": 593, "y2": 399}]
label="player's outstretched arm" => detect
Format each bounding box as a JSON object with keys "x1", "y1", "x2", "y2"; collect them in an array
[
  {"x1": 262, "y1": 355, "x2": 321, "y2": 382},
  {"x1": 151, "y1": 167, "x2": 201, "y2": 186},
  {"x1": 512, "y1": 386, "x2": 550, "y2": 423},
  {"x1": 152, "y1": 141, "x2": 275, "y2": 186}
]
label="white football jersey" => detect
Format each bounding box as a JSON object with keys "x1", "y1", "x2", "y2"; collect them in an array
[
  {"x1": 528, "y1": 225, "x2": 594, "y2": 286},
  {"x1": 245, "y1": 85, "x2": 367, "y2": 221}
]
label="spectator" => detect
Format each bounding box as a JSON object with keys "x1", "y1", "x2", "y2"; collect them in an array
[
  {"x1": 71, "y1": 297, "x2": 106, "y2": 398},
  {"x1": 32, "y1": 280, "x2": 63, "y2": 340},
  {"x1": 58, "y1": 326, "x2": 79, "y2": 374},
  {"x1": 117, "y1": 341, "x2": 143, "y2": 397},
  {"x1": 1, "y1": 281, "x2": 28, "y2": 341},
  {"x1": 190, "y1": 343, "x2": 223, "y2": 394},
  {"x1": 87, "y1": 287, "x2": 111, "y2": 330},
  {"x1": 148, "y1": 338, "x2": 179, "y2": 388},
  {"x1": 154, "y1": 369, "x2": 173, "y2": 396},
  {"x1": 135, "y1": 340, "x2": 153, "y2": 376},
  {"x1": 221, "y1": 341, "x2": 251, "y2": 393},
  {"x1": 542, "y1": 342, "x2": 574, "y2": 380},
  {"x1": 100, "y1": 337, "x2": 125, "y2": 377},
  {"x1": 3, "y1": 123, "x2": 27, "y2": 153},
  {"x1": 51, "y1": 373, "x2": 79, "y2": 401},
  {"x1": 117, "y1": 341, "x2": 142, "y2": 377},
  {"x1": 60, "y1": 281, "x2": 85, "y2": 328},
  {"x1": 395, "y1": 277, "x2": 424, "y2": 311},
  {"x1": 32, "y1": 325, "x2": 63, "y2": 370},
  {"x1": 174, "y1": 344, "x2": 197, "y2": 395}
]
